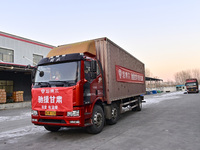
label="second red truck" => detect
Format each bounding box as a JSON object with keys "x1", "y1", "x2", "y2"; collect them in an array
[{"x1": 185, "y1": 79, "x2": 199, "y2": 93}]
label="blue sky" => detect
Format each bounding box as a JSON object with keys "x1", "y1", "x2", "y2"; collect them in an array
[{"x1": 1, "y1": 0, "x2": 200, "y2": 81}]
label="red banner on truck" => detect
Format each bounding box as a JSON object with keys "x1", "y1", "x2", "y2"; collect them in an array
[
  {"x1": 32, "y1": 87, "x2": 74, "y2": 112},
  {"x1": 116, "y1": 65, "x2": 144, "y2": 84}
]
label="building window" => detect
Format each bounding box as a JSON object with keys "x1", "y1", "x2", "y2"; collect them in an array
[
  {"x1": 33, "y1": 54, "x2": 43, "y2": 65},
  {"x1": 0, "y1": 80, "x2": 13, "y2": 94},
  {"x1": 0, "y1": 48, "x2": 14, "y2": 63}
]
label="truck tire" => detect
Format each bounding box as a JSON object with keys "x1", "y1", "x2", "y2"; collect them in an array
[
  {"x1": 44, "y1": 125, "x2": 61, "y2": 132},
  {"x1": 86, "y1": 105, "x2": 105, "y2": 134},
  {"x1": 106, "y1": 103, "x2": 119, "y2": 125},
  {"x1": 136, "y1": 97, "x2": 142, "y2": 111}
]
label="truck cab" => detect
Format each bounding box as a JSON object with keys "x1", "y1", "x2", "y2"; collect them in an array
[
  {"x1": 185, "y1": 79, "x2": 199, "y2": 93},
  {"x1": 32, "y1": 53, "x2": 104, "y2": 133}
]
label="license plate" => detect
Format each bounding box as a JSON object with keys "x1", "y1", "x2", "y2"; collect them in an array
[{"x1": 45, "y1": 111, "x2": 56, "y2": 116}]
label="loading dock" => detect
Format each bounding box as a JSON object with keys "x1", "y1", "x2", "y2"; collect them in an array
[
  {"x1": 0, "y1": 31, "x2": 54, "y2": 103},
  {"x1": 0, "y1": 62, "x2": 34, "y2": 102}
]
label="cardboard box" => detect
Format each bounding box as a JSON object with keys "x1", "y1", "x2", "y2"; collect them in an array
[
  {"x1": 0, "y1": 92, "x2": 6, "y2": 95},
  {"x1": 0, "y1": 89, "x2": 5, "y2": 92},
  {"x1": 0, "y1": 100, "x2": 6, "y2": 103},
  {"x1": 0, "y1": 90, "x2": 6, "y2": 103},
  {"x1": 13, "y1": 91, "x2": 24, "y2": 102}
]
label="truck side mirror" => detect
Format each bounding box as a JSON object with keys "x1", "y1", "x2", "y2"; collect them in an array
[
  {"x1": 91, "y1": 60, "x2": 97, "y2": 72},
  {"x1": 39, "y1": 71, "x2": 44, "y2": 77}
]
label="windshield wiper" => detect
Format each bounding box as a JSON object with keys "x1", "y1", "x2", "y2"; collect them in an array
[
  {"x1": 49, "y1": 80, "x2": 69, "y2": 86},
  {"x1": 49, "y1": 80, "x2": 76, "y2": 86},
  {"x1": 35, "y1": 82, "x2": 51, "y2": 87}
]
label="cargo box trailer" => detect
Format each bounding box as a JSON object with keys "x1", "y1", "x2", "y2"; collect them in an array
[{"x1": 31, "y1": 37, "x2": 146, "y2": 134}]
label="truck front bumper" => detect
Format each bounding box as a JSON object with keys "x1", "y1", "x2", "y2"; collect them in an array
[
  {"x1": 31, "y1": 107, "x2": 88, "y2": 127},
  {"x1": 187, "y1": 89, "x2": 199, "y2": 93}
]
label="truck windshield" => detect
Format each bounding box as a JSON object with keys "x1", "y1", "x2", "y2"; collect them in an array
[
  {"x1": 34, "y1": 61, "x2": 80, "y2": 86},
  {"x1": 186, "y1": 83, "x2": 197, "y2": 86}
]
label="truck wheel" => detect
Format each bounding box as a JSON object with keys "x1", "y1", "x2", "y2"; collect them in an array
[
  {"x1": 106, "y1": 103, "x2": 119, "y2": 125},
  {"x1": 86, "y1": 105, "x2": 105, "y2": 134},
  {"x1": 44, "y1": 125, "x2": 61, "y2": 132},
  {"x1": 136, "y1": 97, "x2": 142, "y2": 111}
]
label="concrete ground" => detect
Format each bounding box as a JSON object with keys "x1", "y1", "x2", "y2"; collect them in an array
[
  {"x1": 0, "y1": 101, "x2": 31, "y2": 110},
  {"x1": 0, "y1": 91, "x2": 200, "y2": 150}
]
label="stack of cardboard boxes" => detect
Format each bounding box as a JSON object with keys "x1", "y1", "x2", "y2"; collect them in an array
[
  {"x1": 13, "y1": 91, "x2": 24, "y2": 102},
  {"x1": 0, "y1": 89, "x2": 6, "y2": 104}
]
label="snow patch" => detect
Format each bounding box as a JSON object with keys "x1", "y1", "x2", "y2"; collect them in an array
[
  {"x1": 144, "y1": 91, "x2": 183, "y2": 105},
  {"x1": 0, "y1": 125, "x2": 46, "y2": 143},
  {"x1": 0, "y1": 112, "x2": 31, "y2": 122}
]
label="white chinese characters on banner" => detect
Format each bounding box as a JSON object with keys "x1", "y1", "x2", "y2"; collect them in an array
[
  {"x1": 38, "y1": 96, "x2": 63, "y2": 110},
  {"x1": 119, "y1": 69, "x2": 143, "y2": 81},
  {"x1": 44, "y1": 96, "x2": 49, "y2": 103},
  {"x1": 116, "y1": 65, "x2": 144, "y2": 83},
  {"x1": 38, "y1": 96, "x2": 43, "y2": 103},
  {"x1": 41, "y1": 105, "x2": 58, "y2": 110},
  {"x1": 56, "y1": 96, "x2": 62, "y2": 103},
  {"x1": 50, "y1": 96, "x2": 55, "y2": 103},
  {"x1": 41, "y1": 89, "x2": 59, "y2": 94},
  {"x1": 38, "y1": 88, "x2": 62, "y2": 109},
  {"x1": 38, "y1": 96, "x2": 63, "y2": 104}
]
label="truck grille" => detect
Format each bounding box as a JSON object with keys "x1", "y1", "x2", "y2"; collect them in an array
[{"x1": 38, "y1": 119, "x2": 66, "y2": 124}]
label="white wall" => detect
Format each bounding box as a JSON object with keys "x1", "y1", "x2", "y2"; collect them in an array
[
  {"x1": 0, "y1": 33, "x2": 53, "y2": 65},
  {"x1": 146, "y1": 86, "x2": 177, "y2": 93}
]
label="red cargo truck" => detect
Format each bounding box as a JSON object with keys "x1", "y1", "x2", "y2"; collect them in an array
[
  {"x1": 31, "y1": 37, "x2": 146, "y2": 134},
  {"x1": 185, "y1": 79, "x2": 199, "y2": 93}
]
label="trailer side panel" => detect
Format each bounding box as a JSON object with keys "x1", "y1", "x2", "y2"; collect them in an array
[{"x1": 95, "y1": 38, "x2": 145, "y2": 104}]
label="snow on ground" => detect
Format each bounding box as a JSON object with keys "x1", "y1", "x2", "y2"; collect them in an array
[
  {"x1": 144, "y1": 91, "x2": 183, "y2": 105},
  {"x1": 0, "y1": 125, "x2": 46, "y2": 143},
  {"x1": 0, "y1": 112, "x2": 31, "y2": 123},
  {"x1": 0, "y1": 111, "x2": 43, "y2": 143}
]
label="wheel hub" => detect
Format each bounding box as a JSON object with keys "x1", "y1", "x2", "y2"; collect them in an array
[
  {"x1": 94, "y1": 112, "x2": 103, "y2": 127},
  {"x1": 111, "y1": 108, "x2": 117, "y2": 119}
]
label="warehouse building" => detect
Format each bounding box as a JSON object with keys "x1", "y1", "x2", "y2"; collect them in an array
[{"x1": 0, "y1": 31, "x2": 54, "y2": 102}]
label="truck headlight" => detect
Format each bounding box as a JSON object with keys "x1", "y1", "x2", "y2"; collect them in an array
[
  {"x1": 67, "y1": 110, "x2": 80, "y2": 117},
  {"x1": 31, "y1": 110, "x2": 38, "y2": 116}
]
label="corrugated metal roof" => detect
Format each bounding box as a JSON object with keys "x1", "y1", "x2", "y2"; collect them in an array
[{"x1": 0, "y1": 31, "x2": 55, "y2": 49}]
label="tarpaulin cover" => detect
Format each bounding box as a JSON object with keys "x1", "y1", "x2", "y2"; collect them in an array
[
  {"x1": 32, "y1": 87, "x2": 73, "y2": 112},
  {"x1": 47, "y1": 40, "x2": 96, "y2": 57}
]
